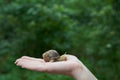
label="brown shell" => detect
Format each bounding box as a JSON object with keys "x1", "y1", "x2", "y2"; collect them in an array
[{"x1": 42, "y1": 50, "x2": 60, "y2": 62}]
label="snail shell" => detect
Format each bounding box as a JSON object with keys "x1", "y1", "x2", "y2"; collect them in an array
[
  {"x1": 42, "y1": 50, "x2": 67, "y2": 62},
  {"x1": 42, "y1": 50, "x2": 60, "y2": 62}
]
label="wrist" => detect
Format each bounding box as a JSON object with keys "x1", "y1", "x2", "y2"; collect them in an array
[{"x1": 71, "y1": 63, "x2": 97, "y2": 80}]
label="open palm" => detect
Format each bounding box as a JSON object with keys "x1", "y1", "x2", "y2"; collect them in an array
[{"x1": 15, "y1": 55, "x2": 82, "y2": 76}]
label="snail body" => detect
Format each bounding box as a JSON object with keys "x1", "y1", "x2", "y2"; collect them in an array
[{"x1": 42, "y1": 50, "x2": 67, "y2": 62}]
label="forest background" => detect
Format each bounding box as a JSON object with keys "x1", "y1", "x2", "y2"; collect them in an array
[{"x1": 0, "y1": 0, "x2": 120, "y2": 80}]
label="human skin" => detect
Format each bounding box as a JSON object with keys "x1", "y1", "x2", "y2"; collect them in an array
[{"x1": 15, "y1": 55, "x2": 97, "y2": 80}]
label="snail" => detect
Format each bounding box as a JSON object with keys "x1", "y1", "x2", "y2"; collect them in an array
[{"x1": 42, "y1": 50, "x2": 67, "y2": 62}]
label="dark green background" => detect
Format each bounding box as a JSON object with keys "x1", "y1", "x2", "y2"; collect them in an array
[{"x1": 0, "y1": 0, "x2": 120, "y2": 80}]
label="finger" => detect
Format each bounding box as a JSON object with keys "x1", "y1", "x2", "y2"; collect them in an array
[
  {"x1": 16, "y1": 59, "x2": 32, "y2": 68},
  {"x1": 14, "y1": 56, "x2": 44, "y2": 64},
  {"x1": 15, "y1": 58, "x2": 22, "y2": 64},
  {"x1": 15, "y1": 58, "x2": 32, "y2": 65},
  {"x1": 15, "y1": 58, "x2": 34, "y2": 66},
  {"x1": 15, "y1": 58, "x2": 25, "y2": 66},
  {"x1": 15, "y1": 59, "x2": 47, "y2": 71},
  {"x1": 21, "y1": 56, "x2": 44, "y2": 62},
  {"x1": 14, "y1": 56, "x2": 28, "y2": 64}
]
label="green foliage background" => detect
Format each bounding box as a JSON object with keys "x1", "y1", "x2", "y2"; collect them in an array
[{"x1": 0, "y1": 0, "x2": 120, "y2": 80}]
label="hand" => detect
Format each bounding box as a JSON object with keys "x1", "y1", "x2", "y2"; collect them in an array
[
  {"x1": 15, "y1": 55, "x2": 80, "y2": 75},
  {"x1": 15, "y1": 55, "x2": 97, "y2": 80}
]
